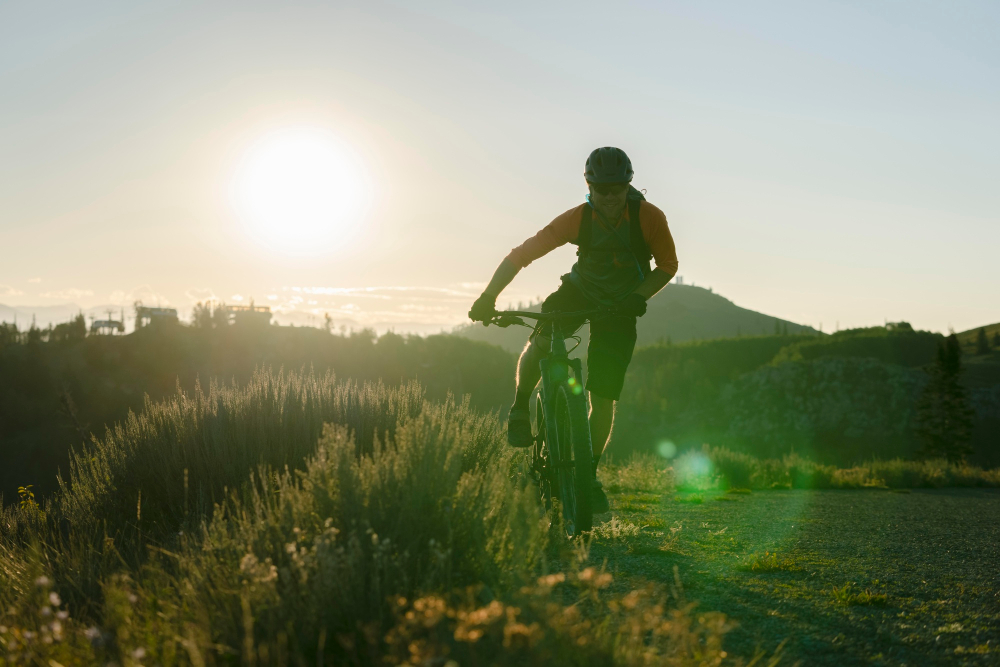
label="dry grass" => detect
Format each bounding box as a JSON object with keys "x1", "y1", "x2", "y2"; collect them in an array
[
  {"x1": 737, "y1": 552, "x2": 803, "y2": 573},
  {"x1": 830, "y1": 584, "x2": 888, "y2": 607}
]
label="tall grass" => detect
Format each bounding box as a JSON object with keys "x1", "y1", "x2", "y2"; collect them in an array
[
  {"x1": 681, "y1": 445, "x2": 1000, "y2": 490},
  {"x1": 0, "y1": 369, "x2": 740, "y2": 665}
]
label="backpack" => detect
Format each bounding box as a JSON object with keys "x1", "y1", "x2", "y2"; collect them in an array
[{"x1": 574, "y1": 185, "x2": 653, "y2": 279}]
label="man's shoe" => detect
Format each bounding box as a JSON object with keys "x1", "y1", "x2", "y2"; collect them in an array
[
  {"x1": 506, "y1": 407, "x2": 533, "y2": 448},
  {"x1": 591, "y1": 479, "x2": 610, "y2": 514}
]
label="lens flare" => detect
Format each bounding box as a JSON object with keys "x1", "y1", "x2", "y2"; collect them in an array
[{"x1": 657, "y1": 440, "x2": 677, "y2": 459}]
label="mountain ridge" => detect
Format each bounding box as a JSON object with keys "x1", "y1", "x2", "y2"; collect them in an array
[{"x1": 453, "y1": 284, "x2": 820, "y2": 354}]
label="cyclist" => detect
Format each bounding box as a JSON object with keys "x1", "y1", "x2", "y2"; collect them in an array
[{"x1": 469, "y1": 147, "x2": 678, "y2": 513}]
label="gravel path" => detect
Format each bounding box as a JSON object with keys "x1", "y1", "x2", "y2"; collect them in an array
[{"x1": 589, "y1": 488, "x2": 1000, "y2": 666}]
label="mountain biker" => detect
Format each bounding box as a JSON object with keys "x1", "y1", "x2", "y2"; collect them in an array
[{"x1": 468, "y1": 147, "x2": 678, "y2": 513}]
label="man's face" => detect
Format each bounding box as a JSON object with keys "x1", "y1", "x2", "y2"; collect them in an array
[{"x1": 588, "y1": 181, "x2": 629, "y2": 218}]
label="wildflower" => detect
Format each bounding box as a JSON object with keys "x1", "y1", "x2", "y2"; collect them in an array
[
  {"x1": 131, "y1": 646, "x2": 147, "y2": 659},
  {"x1": 128, "y1": 593, "x2": 138, "y2": 604},
  {"x1": 57, "y1": 610, "x2": 69, "y2": 620},
  {"x1": 34, "y1": 576, "x2": 51, "y2": 588},
  {"x1": 41, "y1": 606, "x2": 52, "y2": 616},
  {"x1": 84, "y1": 626, "x2": 102, "y2": 640}
]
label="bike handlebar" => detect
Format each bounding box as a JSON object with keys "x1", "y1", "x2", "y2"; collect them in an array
[{"x1": 483, "y1": 308, "x2": 607, "y2": 329}]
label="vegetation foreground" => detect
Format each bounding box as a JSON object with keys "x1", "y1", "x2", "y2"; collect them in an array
[{"x1": 2, "y1": 370, "x2": 998, "y2": 665}]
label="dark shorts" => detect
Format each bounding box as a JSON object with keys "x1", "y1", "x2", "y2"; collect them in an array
[{"x1": 534, "y1": 277, "x2": 637, "y2": 401}]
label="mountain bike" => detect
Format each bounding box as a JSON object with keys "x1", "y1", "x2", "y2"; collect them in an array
[{"x1": 486, "y1": 308, "x2": 604, "y2": 536}]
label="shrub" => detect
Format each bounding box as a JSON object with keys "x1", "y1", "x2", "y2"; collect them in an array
[
  {"x1": 707, "y1": 447, "x2": 755, "y2": 489},
  {"x1": 383, "y1": 569, "x2": 735, "y2": 667},
  {"x1": 601, "y1": 453, "x2": 674, "y2": 494}
]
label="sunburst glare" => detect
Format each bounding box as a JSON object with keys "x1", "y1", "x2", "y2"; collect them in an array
[{"x1": 230, "y1": 127, "x2": 372, "y2": 256}]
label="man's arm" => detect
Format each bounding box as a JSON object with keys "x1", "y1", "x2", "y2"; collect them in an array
[
  {"x1": 631, "y1": 267, "x2": 673, "y2": 300},
  {"x1": 482, "y1": 257, "x2": 521, "y2": 298},
  {"x1": 469, "y1": 258, "x2": 521, "y2": 322}
]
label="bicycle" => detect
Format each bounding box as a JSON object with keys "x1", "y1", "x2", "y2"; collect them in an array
[{"x1": 485, "y1": 308, "x2": 605, "y2": 536}]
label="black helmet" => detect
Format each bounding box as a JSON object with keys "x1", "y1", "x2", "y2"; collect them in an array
[{"x1": 584, "y1": 147, "x2": 633, "y2": 184}]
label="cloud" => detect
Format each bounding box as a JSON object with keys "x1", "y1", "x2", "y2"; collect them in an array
[
  {"x1": 27, "y1": 278, "x2": 42, "y2": 284},
  {"x1": 0, "y1": 285, "x2": 25, "y2": 297},
  {"x1": 40, "y1": 288, "x2": 94, "y2": 300},
  {"x1": 108, "y1": 285, "x2": 171, "y2": 306}
]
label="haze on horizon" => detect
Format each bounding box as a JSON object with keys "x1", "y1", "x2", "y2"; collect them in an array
[{"x1": 2, "y1": 1, "x2": 998, "y2": 335}]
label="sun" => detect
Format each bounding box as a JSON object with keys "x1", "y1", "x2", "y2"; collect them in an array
[{"x1": 230, "y1": 127, "x2": 372, "y2": 256}]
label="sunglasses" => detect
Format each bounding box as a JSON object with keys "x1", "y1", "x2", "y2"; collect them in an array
[{"x1": 591, "y1": 182, "x2": 629, "y2": 196}]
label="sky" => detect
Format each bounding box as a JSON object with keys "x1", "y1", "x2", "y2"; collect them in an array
[{"x1": 1, "y1": 0, "x2": 998, "y2": 334}]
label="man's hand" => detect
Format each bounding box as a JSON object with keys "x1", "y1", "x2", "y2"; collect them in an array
[
  {"x1": 469, "y1": 293, "x2": 498, "y2": 324},
  {"x1": 615, "y1": 293, "x2": 647, "y2": 318}
]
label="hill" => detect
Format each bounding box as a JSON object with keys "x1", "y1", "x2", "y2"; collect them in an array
[
  {"x1": 614, "y1": 325, "x2": 1000, "y2": 466},
  {"x1": 453, "y1": 284, "x2": 819, "y2": 354}
]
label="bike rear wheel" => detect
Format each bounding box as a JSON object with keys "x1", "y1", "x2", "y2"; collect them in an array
[{"x1": 552, "y1": 384, "x2": 595, "y2": 535}]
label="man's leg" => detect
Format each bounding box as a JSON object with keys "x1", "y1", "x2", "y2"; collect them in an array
[
  {"x1": 512, "y1": 335, "x2": 549, "y2": 410},
  {"x1": 587, "y1": 392, "x2": 615, "y2": 513},
  {"x1": 589, "y1": 393, "x2": 616, "y2": 463},
  {"x1": 507, "y1": 334, "x2": 549, "y2": 447}
]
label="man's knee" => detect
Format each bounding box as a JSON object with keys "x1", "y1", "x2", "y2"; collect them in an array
[{"x1": 526, "y1": 335, "x2": 550, "y2": 357}]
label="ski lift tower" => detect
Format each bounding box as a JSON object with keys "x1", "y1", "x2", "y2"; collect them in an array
[{"x1": 90, "y1": 308, "x2": 126, "y2": 335}]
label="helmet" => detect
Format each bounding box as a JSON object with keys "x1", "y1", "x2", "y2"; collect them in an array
[{"x1": 584, "y1": 147, "x2": 633, "y2": 184}]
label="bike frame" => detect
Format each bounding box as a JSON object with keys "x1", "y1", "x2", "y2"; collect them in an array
[{"x1": 489, "y1": 308, "x2": 602, "y2": 532}]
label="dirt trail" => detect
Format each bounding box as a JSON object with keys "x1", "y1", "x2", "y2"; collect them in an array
[{"x1": 590, "y1": 487, "x2": 1000, "y2": 665}]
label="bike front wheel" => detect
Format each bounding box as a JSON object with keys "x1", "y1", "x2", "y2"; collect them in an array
[{"x1": 552, "y1": 383, "x2": 595, "y2": 535}]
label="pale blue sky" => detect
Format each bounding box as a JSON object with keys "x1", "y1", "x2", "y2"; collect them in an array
[{"x1": 1, "y1": 1, "x2": 998, "y2": 333}]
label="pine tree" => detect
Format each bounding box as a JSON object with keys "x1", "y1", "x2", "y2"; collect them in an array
[
  {"x1": 976, "y1": 328, "x2": 990, "y2": 355},
  {"x1": 994, "y1": 330, "x2": 1000, "y2": 349},
  {"x1": 915, "y1": 334, "x2": 975, "y2": 462},
  {"x1": 191, "y1": 302, "x2": 213, "y2": 329}
]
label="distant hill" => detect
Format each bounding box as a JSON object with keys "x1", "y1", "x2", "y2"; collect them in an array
[
  {"x1": 453, "y1": 284, "x2": 819, "y2": 354},
  {"x1": 955, "y1": 322, "x2": 1000, "y2": 389},
  {"x1": 956, "y1": 322, "x2": 1000, "y2": 350}
]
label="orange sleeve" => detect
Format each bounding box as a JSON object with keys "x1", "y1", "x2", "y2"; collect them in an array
[
  {"x1": 505, "y1": 205, "x2": 584, "y2": 268},
  {"x1": 638, "y1": 202, "x2": 678, "y2": 276}
]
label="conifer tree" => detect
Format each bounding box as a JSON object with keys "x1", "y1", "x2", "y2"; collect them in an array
[
  {"x1": 915, "y1": 334, "x2": 974, "y2": 462},
  {"x1": 994, "y1": 330, "x2": 1000, "y2": 349},
  {"x1": 976, "y1": 327, "x2": 990, "y2": 355}
]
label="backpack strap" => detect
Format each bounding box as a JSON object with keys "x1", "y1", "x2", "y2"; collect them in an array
[
  {"x1": 628, "y1": 198, "x2": 653, "y2": 277},
  {"x1": 576, "y1": 203, "x2": 593, "y2": 254}
]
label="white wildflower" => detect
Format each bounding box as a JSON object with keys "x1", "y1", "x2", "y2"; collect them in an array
[
  {"x1": 34, "y1": 576, "x2": 51, "y2": 587},
  {"x1": 49, "y1": 591, "x2": 61, "y2": 606}
]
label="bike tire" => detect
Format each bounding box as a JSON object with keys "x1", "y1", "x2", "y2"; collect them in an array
[
  {"x1": 553, "y1": 384, "x2": 595, "y2": 534},
  {"x1": 531, "y1": 393, "x2": 551, "y2": 508}
]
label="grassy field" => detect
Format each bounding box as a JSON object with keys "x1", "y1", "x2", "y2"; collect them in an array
[
  {"x1": 2, "y1": 371, "x2": 997, "y2": 665},
  {"x1": 592, "y1": 466, "x2": 1000, "y2": 666}
]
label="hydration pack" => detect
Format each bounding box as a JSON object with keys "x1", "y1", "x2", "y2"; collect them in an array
[{"x1": 574, "y1": 185, "x2": 653, "y2": 279}]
